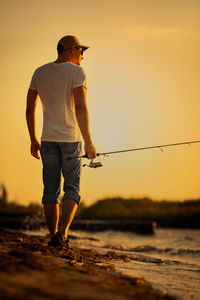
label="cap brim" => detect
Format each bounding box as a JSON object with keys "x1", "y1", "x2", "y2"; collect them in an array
[{"x1": 80, "y1": 45, "x2": 89, "y2": 51}]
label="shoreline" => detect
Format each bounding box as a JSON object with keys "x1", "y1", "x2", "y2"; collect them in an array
[{"x1": 0, "y1": 229, "x2": 175, "y2": 300}]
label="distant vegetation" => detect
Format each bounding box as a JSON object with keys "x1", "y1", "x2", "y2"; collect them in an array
[
  {"x1": 75, "y1": 197, "x2": 200, "y2": 228},
  {"x1": 0, "y1": 184, "x2": 200, "y2": 228},
  {"x1": 0, "y1": 184, "x2": 43, "y2": 218}
]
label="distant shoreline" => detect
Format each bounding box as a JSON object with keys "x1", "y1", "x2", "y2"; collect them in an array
[{"x1": 1, "y1": 189, "x2": 200, "y2": 230}]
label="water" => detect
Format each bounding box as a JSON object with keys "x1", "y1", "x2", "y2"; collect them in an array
[
  {"x1": 69, "y1": 228, "x2": 200, "y2": 300},
  {"x1": 25, "y1": 228, "x2": 200, "y2": 300}
]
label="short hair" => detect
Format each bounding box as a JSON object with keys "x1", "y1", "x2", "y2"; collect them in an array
[{"x1": 57, "y1": 43, "x2": 65, "y2": 54}]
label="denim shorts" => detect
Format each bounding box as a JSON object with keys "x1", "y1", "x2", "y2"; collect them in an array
[{"x1": 40, "y1": 141, "x2": 82, "y2": 205}]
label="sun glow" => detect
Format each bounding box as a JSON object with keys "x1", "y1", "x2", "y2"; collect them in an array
[{"x1": 1, "y1": 0, "x2": 200, "y2": 205}]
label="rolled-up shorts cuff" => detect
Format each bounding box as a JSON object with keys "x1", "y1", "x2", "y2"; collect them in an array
[
  {"x1": 42, "y1": 194, "x2": 60, "y2": 204},
  {"x1": 62, "y1": 192, "x2": 81, "y2": 205}
]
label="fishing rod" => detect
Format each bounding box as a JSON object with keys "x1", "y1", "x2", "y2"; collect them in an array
[{"x1": 69, "y1": 140, "x2": 200, "y2": 168}]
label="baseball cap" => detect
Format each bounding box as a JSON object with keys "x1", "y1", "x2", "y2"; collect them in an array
[{"x1": 57, "y1": 35, "x2": 89, "y2": 51}]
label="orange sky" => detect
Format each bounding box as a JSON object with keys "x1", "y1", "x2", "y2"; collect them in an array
[{"x1": 1, "y1": 0, "x2": 200, "y2": 205}]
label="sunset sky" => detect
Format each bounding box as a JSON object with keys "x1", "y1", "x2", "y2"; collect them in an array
[{"x1": 1, "y1": 0, "x2": 200, "y2": 206}]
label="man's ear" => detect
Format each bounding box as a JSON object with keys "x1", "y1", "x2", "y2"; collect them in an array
[{"x1": 71, "y1": 46, "x2": 76, "y2": 54}]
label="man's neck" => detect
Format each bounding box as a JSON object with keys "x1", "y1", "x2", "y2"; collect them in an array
[
  {"x1": 53, "y1": 58, "x2": 71, "y2": 64},
  {"x1": 53, "y1": 53, "x2": 74, "y2": 64}
]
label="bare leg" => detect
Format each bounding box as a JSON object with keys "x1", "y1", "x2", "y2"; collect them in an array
[
  {"x1": 44, "y1": 203, "x2": 59, "y2": 237},
  {"x1": 60, "y1": 198, "x2": 78, "y2": 238}
]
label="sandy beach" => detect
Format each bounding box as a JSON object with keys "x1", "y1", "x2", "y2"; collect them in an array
[{"x1": 0, "y1": 229, "x2": 175, "y2": 300}]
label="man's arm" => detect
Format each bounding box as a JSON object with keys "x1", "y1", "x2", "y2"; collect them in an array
[
  {"x1": 73, "y1": 86, "x2": 96, "y2": 159},
  {"x1": 26, "y1": 89, "x2": 40, "y2": 159}
]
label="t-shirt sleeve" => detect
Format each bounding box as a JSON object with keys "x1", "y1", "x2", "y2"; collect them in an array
[
  {"x1": 29, "y1": 70, "x2": 38, "y2": 91},
  {"x1": 72, "y1": 67, "x2": 87, "y2": 89}
]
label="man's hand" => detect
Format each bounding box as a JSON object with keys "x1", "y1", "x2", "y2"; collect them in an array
[
  {"x1": 84, "y1": 142, "x2": 96, "y2": 159},
  {"x1": 31, "y1": 139, "x2": 41, "y2": 159}
]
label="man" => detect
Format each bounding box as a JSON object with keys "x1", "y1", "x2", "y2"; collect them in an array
[{"x1": 26, "y1": 35, "x2": 96, "y2": 248}]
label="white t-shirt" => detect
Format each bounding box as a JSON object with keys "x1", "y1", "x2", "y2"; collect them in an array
[{"x1": 29, "y1": 62, "x2": 87, "y2": 142}]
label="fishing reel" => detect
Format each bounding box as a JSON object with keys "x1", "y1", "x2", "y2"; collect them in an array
[{"x1": 83, "y1": 159, "x2": 103, "y2": 168}]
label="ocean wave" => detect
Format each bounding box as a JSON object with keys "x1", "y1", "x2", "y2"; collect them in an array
[{"x1": 102, "y1": 243, "x2": 200, "y2": 257}]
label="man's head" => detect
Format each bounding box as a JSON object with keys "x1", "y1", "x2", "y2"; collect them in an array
[{"x1": 57, "y1": 35, "x2": 89, "y2": 65}]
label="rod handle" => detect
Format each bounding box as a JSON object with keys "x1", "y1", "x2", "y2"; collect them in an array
[{"x1": 81, "y1": 153, "x2": 100, "y2": 158}]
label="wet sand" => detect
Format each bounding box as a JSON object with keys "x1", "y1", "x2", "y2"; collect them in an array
[{"x1": 0, "y1": 229, "x2": 175, "y2": 300}]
